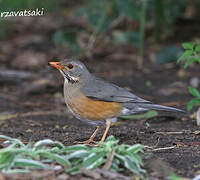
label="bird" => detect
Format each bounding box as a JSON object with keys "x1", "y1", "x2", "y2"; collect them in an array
[{"x1": 49, "y1": 59, "x2": 184, "y2": 146}]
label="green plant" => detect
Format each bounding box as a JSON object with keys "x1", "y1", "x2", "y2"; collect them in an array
[
  {"x1": 76, "y1": 0, "x2": 146, "y2": 55},
  {"x1": 120, "y1": 110, "x2": 158, "y2": 120},
  {"x1": 178, "y1": 42, "x2": 200, "y2": 68},
  {"x1": 0, "y1": 135, "x2": 146, "y2": 178},
  {"x1": 139, "y1": 0, "x2": 147, "y2": 57},
  {"x1": 74, "y1": 0, "x2": 192, "y2": 57},
  {"x1": 52, "y1": 30, "x2": 81, "y2": 55},
  {"x1": 0, "y1": 0, "x2": 58, "y2": 12},
  {"x1": 187, "y1": 86, "x2": 200, "y2": 111},
  {"x1": 178, "y1": 42, "x2": 200, "y2": 111},
  {"x1": 168, "y1": 173, "x2": 188, "y2": 180}
]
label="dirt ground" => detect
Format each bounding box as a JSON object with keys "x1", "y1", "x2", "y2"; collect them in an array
[
  {"x1": 0, "y1": 11, "x2": 200, "y2": 179},
  {"x1": 0, "y1": 59, "x2": 200, "y2": 179}
]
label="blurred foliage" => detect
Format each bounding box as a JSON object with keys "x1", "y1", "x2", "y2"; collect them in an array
[
  {"x1": 0, "y1": 0, "x2": 58, "y2": 11},
  {"x1": 71, "y1": 0, "x2": 198, "y2": 57},
  {"x1": 187, "y1": 86, "x2": 200, "y2": 111},
  {"x1": 178, "y1": 42, "x2": 200, "y2": 68},
  {"x1": 145, "y1": 80, "x2": 152, "y2": 87},
  {"x1": 0, "y1": 20, "x2": 8, "y2": 40},
  {"x1": 76, "y1": 0, "x2": 188, "y2": 34},
  {"x1": 156, "y1": 46, "x2": 183, "y2": 64},
  {"x1": 1, "y1": 0, "x2": 200, "y2": 60},
  {"x1": 52, "y1": 30, "x2": 81, "y2": 55},
  {"x1": 0, "y1": 0, "x2": 59, "y2": 39},
  {"x1": 112, "y1": 31, "x2": 140, "y2": 47},
  {"x1": 178, "y1": 42, "x2": 200, "y2": 111},
  {"x1": 76, "y1": 0, "x2": 118, "y2": 34},
  {"x1": 168, "y1": 173, "x2": 188, "y2": 180}
]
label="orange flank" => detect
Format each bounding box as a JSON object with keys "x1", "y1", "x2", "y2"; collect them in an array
[{"x1": 67, "y1": 92, "x2": 122, "y2": 120}]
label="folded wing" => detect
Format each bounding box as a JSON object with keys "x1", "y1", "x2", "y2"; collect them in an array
[{"x1": 81, "y1": 77, "x2": 184, "y2": 114}]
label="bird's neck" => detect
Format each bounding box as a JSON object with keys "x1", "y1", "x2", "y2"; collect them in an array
[{"x1": 64, "y1": 79, "x2": 81, "y2": 101}]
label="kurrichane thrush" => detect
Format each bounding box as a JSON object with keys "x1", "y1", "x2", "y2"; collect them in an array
[{"x1": 49, "y1": 59, "x2": 184, "y2": 146}]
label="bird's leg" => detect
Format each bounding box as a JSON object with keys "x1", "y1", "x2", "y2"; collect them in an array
[
  {"x1": 88, "y1": 120, "x2": 111, "y2": 147},
  {"x1": 76, "y1": 125, "x2": 101, "y2": 144},
  {"x1": 77, "y1": 120, "x2": 111, "y2": 146},
  {"x1": 99, "y1": 119, "x2": 111, "y2": 143}
]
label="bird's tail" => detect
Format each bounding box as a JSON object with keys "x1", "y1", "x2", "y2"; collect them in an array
[{"x1": 139, "y1": 103, "x2": 185, "y2": 113}]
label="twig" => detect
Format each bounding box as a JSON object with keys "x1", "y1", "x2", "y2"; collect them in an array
[
  {"x1": 154, "y1": 137, "x2": 160, "y2": 147},
  {"x1": 95, "y1": 169, "x2": 130, "y2": 180},
  {"x1": 81, "y1": 167, "x2": 101, "y2": 179},
  {"x1": 86, "y1": 33, "x2": 97, "y2": 57},
  {"x1": 102, "y1": 148, "x2": 115, "y2": 170},
  {"x1": 160, "y1": 101, "x2": 188, "y2": 106},
  {"x1": 86, "y1": 15, "x2": 125, "y2": 57},
  {"x1": 156, "y1": 130, "x2": 200, "y2": 135},
  {"x1": 174, "y1": 141, "x2": 200, "y2": 147},
  {"x1": 147, "y1": 146, "x2": 177, "y2": 152},
  {"x1": 106, "y1": 15, "x2": 125, "y2": 32},
  {"x1": 156, "y1": 131, "x2": 185, "y2": 135}
]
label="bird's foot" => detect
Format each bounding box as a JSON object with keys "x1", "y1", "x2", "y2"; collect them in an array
[
  {"x1": 75, "y1": 139, "x2": 104, "y2": 147},
  {"x1": 75, "y1": 139, "x2": 97, "y2": 145}
]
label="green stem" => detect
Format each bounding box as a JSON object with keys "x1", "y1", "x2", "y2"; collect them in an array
[
  {"x1": 139, "y1": 0, "x2": 148, "y2": 57},
  {"x1": 153, "y1": 0, "x2": 164, "y2": 42}
]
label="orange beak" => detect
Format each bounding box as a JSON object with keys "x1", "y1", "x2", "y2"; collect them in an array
[{"x1": 49, "y1": 62, "x2": 63, "y2": 69}]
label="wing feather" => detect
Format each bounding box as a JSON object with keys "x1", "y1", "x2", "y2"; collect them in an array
[{"x1": 81, "y1": 77, "x2": 151, "y2": 104}]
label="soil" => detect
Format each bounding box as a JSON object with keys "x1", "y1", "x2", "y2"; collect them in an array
[
  {"x1": 0, "y1": 12, "x2": 200, "y2": 180},
  {"x1": 0, "y1": 60, "x2": 200, "y2": 179}
]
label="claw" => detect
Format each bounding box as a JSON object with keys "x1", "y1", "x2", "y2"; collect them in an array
[
  {"x1": 75, "y1": 139, "x2": 105, "y2": 147},
  {"x1": 75, "y1": 139, "x2": 97, "y2": 145},
  {"x1": 75, "y1": 139, "x2": 101, "y2": 147},
  {"x1": 75, "y1": 126, "x2": 101, "y2": 146}
]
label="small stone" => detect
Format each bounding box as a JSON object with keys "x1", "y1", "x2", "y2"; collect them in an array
[
  {"x1": 196, "y1": 107, "x2": 200, "y2": 126},
  {"x1": 190, "y1": 77, "x2": 199, "y2": 88},
  {"x1": 57, "y1": 173, "x2": 69, "y2": 180},
  {"x1": 26, "y1": 129, "x2": 33, "y2": 133}
]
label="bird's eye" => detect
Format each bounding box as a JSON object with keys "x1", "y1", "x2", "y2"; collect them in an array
[{"x1": 67, "y1": 64, "x2": 74, "y2": 69}]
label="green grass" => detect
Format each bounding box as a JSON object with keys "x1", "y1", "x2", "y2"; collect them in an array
[
  {"x1": 178, "y1": 42, "x2": 200, "y2": 111},
  {"x1": 0, "y1": 135, "x2": 146, "y2": 178}
]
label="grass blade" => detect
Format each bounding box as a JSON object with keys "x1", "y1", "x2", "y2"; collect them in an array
[
  {"x1": 39, "y1": 152, "x2": 71, "y2": 166},
  {"x1": 67, "y1": 150, "x2": 90, "y2": 159},
  {"x1": 14, "y1": 158, "x2": 49, "y2": 169},
  {"x1": 82, "y1": 152, "x2": 105, "y2": 169},
  {"x1": 127, "y1": 144, "x2": 145, "y2": 153},
  {"x1": 62, "y1": 145, "x2": 89, "y2": 152},
  {"x1": 34, "y1": 139, "x2": 55, "y2": 149},
  {"x1": 0, "y1": 135, "x2": 25, "y2": 147}
]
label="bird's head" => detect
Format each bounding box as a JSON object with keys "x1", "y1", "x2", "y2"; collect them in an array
[{"x1": 49, "y1": 59, "x2": 90, "y2": 84}]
